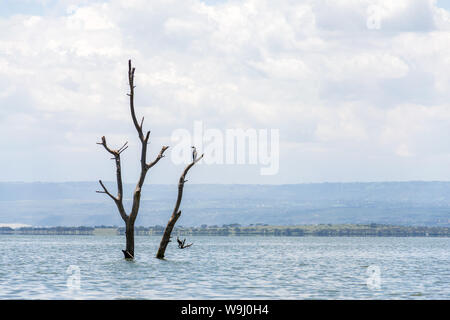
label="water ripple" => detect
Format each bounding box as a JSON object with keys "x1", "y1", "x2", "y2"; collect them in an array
[{"x1": 0, "y1": 235, "x2": 448, "y2": 299}]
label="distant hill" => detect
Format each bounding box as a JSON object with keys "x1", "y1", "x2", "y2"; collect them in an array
[{"x1": 0, "y1": 181, "x2": 449, "y2": 227}]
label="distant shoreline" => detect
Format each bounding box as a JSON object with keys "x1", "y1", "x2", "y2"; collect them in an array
[{"x1": 1, "y1": 224, "x2": 449, "y2": 237}]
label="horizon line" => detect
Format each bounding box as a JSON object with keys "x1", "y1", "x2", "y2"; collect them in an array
[{"x1": 1, "y1": 180, "x2": 450, "y2": 185}]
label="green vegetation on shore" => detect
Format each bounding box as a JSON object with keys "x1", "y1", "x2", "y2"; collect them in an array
[{"x1": 1, "y1": 224, "x2": 449, "y2": 237}]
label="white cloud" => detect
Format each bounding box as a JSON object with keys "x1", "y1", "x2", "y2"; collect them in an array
[
  {"x1": 324, "y1": 53, "x2": 409, "y2": 81},
  {"x1": 0, "y1": 0, "x2": 449, "y2": 183}
]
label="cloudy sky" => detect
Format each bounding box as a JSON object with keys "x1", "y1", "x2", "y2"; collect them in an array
[{"x1": 1, "y1": 0, "x2": 450, "y2": 184}]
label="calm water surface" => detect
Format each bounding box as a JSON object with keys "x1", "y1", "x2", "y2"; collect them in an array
[{"x1": 0, "y1": 235, "x2": 448, "y2": 299}]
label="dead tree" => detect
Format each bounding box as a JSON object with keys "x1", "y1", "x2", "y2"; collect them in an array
[
  {"x1": 156, "y1": 153, "x2": 203, "y2": 259},
  {"x1": 97, "y1": 60, "x2": 168, "y2": 259}
]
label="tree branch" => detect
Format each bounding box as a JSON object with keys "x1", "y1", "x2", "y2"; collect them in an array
[
  {"x1": 97, "y1": 180, "x2": 117, "y2": 201},
  {"x1": 126, "y1": 61, "x2": 168, "y2": 225},
  {"x1": 128, "y1": 59, "x2": 144, "y2": 142},
  {"x1": 147, "y1": 146, "x2": 169, "y2": 170},
  {"x1": 96, "y1": 135, "x2": 128, "y2": 222},
  {"x1": 97, "y1": 136, "x2": 116, "y2": 156},
  {"x1": 117, "y1": 141, "x2": 128, "y2": 154}
]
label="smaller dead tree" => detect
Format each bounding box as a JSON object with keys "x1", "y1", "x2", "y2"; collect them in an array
[{"x1": 156, "y1": 152, "x2": 204, "y2": 259}]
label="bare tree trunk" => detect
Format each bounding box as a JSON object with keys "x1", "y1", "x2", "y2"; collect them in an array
[
  {"x1": 156, "y1": 154, "x2": 203, "y2": 259},
  {"x1": 97, "y1": 60, "x2": 168, "y2": 259},
  {"x1": 123, "y1": 219, "x2": 135, "y2": 259}
]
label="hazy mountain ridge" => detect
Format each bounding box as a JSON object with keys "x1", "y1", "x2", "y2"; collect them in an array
[{"x1": 0, "y1": 182, "x2": 449, "y2": 227}]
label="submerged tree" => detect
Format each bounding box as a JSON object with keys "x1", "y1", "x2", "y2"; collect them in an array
[
  {"x1": 97, "y1": 60, "x2": 168, "y2": 259},
  {"x1": 156, "y1": 152, "x2": 203, "y2": 259}
]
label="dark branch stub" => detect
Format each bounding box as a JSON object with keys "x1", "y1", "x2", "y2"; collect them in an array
[{"x1": 177, "y1": 237, "x2": 193, "y2": 249}]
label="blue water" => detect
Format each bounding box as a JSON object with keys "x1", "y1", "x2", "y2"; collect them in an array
[{"x1": 0, "y1": 235, "x2": 448, "y2": 299}]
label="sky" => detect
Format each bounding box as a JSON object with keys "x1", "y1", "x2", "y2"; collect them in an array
[{"x1": 0, "y1": 0, "x2": 450, "y2": 184}]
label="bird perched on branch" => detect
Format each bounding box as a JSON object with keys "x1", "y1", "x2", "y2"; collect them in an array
[{"x1": 191, "y1": 146, "x2": 197, "y2": 162}]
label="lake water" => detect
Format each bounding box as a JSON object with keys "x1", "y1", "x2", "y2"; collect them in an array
[{"x1": 0, "y1": 235, "x2": 449, "y2": 299}]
